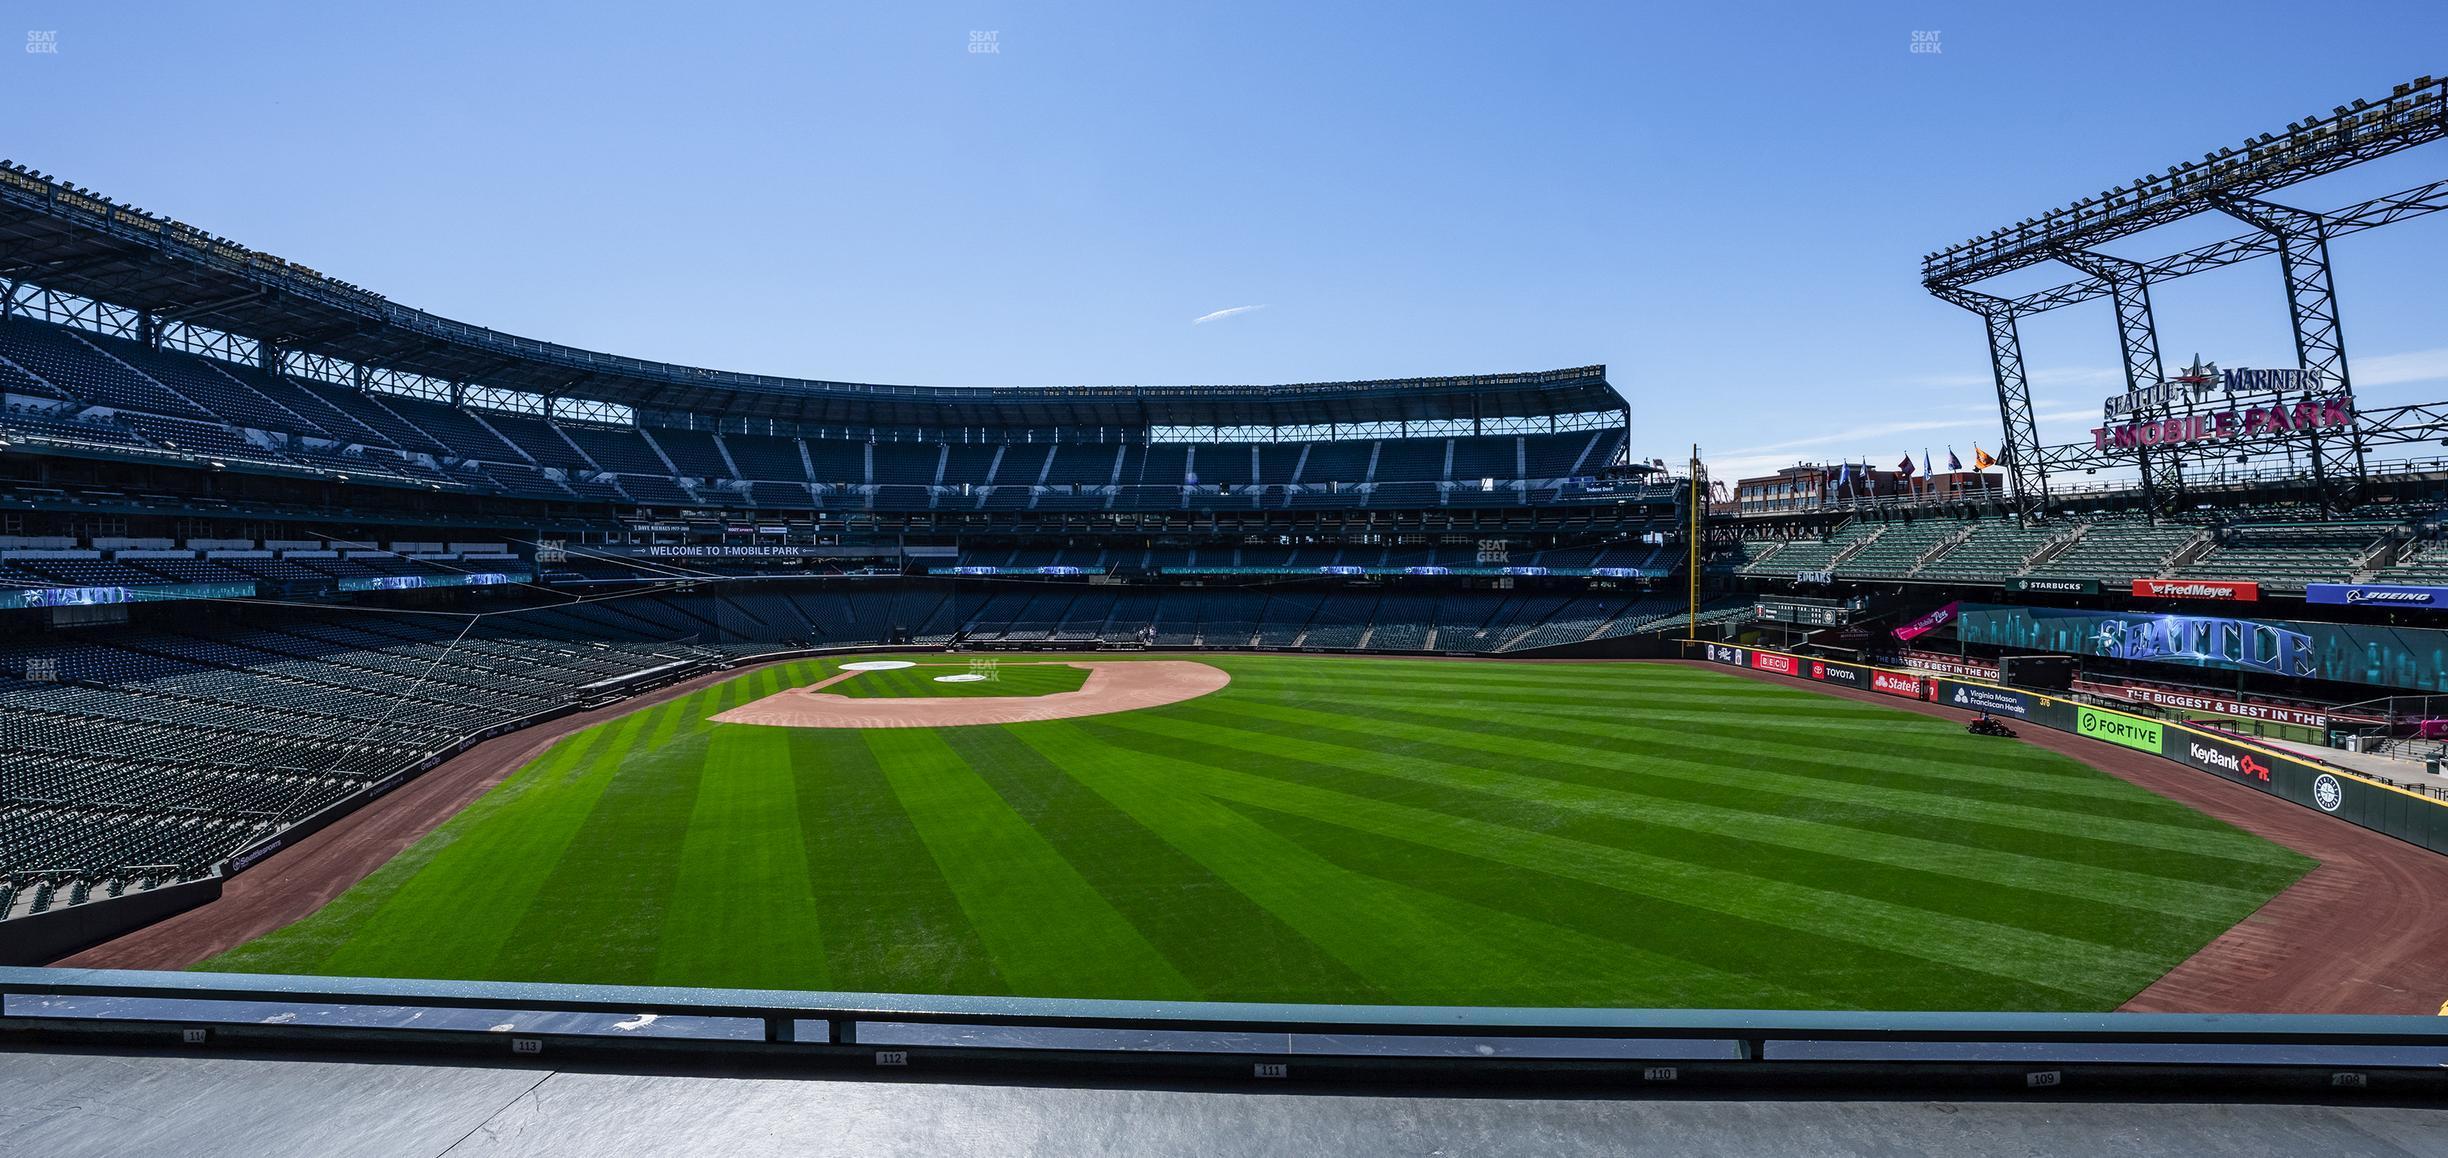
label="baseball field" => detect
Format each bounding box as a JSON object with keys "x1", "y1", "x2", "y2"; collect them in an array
[{"x1": 200, "y1": 656, "x2": 2312, "y2": 1011}]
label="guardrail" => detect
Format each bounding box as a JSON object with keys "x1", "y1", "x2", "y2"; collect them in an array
[
  {"x1": 4, "y1": 966, "x2": 2446, "y2": 1094},
  {"x1": 1685, "y1": 640, "x2": 2448, "y2": 856}
]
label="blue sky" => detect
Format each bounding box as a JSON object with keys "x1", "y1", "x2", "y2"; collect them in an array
[{"x1": 4, "y1": 2, "x2": 2445, "y2": 481}]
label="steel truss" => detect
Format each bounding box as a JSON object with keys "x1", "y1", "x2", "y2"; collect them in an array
[
  {"x1": 1928, "y1": 286, "x2": 2048, "y2": 522},
  {"x1": 1923, "y1": 75, "x2": 2448, "y2": 517},
  {"x1": 2049, "y1": 247, "x2": 2175, "y2": 511}
]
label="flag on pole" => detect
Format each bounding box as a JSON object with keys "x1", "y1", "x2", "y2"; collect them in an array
[
  {"x1": 1974, "y1": 444, "x2": 1997, "y2": 470},
  {"x1": 1897, "y1": 453, "x2": 1916, "y2": 477},
  {"x1": 1922, "y1": 449, "x2": 1934, "y2": 478},
  {"x1": 1946, "y1": 447, "x2": 1963, "y2": 471}
]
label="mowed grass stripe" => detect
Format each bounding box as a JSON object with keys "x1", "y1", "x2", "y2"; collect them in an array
[
  {"x1": 491, "y1": 689, "x2": 736, "y2": 983},
  {"x1": 1069, "y1": 720, "x2": 2161, "y2": 1002},
  {"x1": 787, "y1": 728, "x2": 1006, "y2": 996},
  {"x1": 202, "y1": 718, "x2": 623, "y2": 976},
  {"x1": 1136, "y1": 702, "x2": 2280, "y2": 918},
  {"x1": 1227, "y1": 800, "x2": 2077, "y2": 1011},
  {"x1": 1015, "y1": 722, "x2": 1829, "y2": 1008},
  {"x1": 653, "y1": 722, "x2": 828, "y2": 988},
  {"x1": 1244, "y1": 694, "x2": 2279, "y2": 861},
  {"x1": 1251, "y1": 677, "x2": 2229, "y2": 810},
  {"x1": 941, "y1": 727, "x2": 1382, "y2": 1002},
  {"x1": 864, "y1": 729, "x2": 1197, "y2": 1000},
  {"x1": 305, "y1": 705, "x2": 663, "y2": 980}
]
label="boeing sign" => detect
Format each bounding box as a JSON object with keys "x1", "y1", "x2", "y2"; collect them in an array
[{"x1": 2306, "y1": 583, "x2": 2448, "y2": 610}]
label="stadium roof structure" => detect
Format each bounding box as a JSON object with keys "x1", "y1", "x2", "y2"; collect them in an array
[{"x1": 0, "y1": 166, "x2": 1622, "y2": 431}]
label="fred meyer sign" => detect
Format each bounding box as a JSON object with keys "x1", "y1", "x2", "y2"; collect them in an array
[
  {"x1": 2308, "y1": 583, "x2": 2448, "y2": 610},
  {"x1": 2132, "y1": 578, "x2": 2259, "y2": 602},
  {"x1": 2076, "y1": 707, "x2": 2163, "y2": 754}
]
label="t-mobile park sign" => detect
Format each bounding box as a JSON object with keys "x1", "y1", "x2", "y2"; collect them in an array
[{"x1": 2091, "y1": 395, "x2": 2352, "y2": 452}]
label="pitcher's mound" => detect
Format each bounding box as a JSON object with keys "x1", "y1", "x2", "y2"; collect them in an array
[{"x1": 710, "y1": 660, "x2": 1230, "y2": 729}]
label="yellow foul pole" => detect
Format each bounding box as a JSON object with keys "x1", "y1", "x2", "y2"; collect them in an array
[{"x1": 1687, "y1": 443, "x2": 1703, "y2": 641}]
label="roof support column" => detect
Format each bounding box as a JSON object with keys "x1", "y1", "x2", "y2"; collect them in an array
[
  {"x1": 2052, "y1": 247, "x2": 2174, "y2": 514},
  {"x1": 1932, "y1": 286, "x2": 2047, "y2": 525},
  {"x1": 2212, "y1": 194, "x2": 2367, "y2": 513}
]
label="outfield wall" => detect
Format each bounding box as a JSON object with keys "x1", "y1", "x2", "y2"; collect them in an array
[{"x1": 1685, "y1": 641, "x2": 2448, "y2": 858}]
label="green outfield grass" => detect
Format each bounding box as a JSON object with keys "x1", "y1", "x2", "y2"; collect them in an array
[
  {"x1": 202, "y1": 656, "x2": 2312, "y2": 1011},
  {"x1": 831, "y1": 661, "x2": 1091, "y2": 699}
]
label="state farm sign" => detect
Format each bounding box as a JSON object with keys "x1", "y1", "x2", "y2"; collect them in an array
[
  {"x1": 2132, "y1": 578, "x2": 2260, "y2": 602},
  {"x1": 1871, "y1": 671, "x2": 1927, "y2": 699}
]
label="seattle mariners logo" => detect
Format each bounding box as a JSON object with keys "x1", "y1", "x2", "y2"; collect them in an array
[{"x1": 2312, "y1": 773, "x2": 2344, "y2": 813}]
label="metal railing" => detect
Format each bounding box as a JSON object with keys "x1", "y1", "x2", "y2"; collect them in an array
[{"x1": 5, "y1": 966, "x2": 2448, "y2": 1092}]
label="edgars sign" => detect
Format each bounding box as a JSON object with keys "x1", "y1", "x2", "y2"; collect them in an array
[{"x1": 2307, "y1": 583, "x2": 2448, "y2": 610}]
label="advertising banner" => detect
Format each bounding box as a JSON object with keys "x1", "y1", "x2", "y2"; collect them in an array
[
  {"x1": 1808, "y1": 659, "x2": 1867, "y2": 688},
  {"x1": 1750, "y1": 651, "x2": 1800, "y2": 676},
  {"x1": 1939, "y1": 682, "x2": 2035, "y2": 718},
  {"x1": 1892, "y1": 601, "x2": 1961, "y2": 642},
  {"x1": 1870, "y1": 670, "x2": 1928, "y2": 699},
  {"x1": 2306, "y1": 583, "x2": 2448, "y2": 610},
  {"x1": 1898, "y1": 651, "x2": 2000, "y2": 679},
  {"x1": 2006, "y1": 577, "x2": 2101, "y2": 596},
  {"x1": 2109, "y1": 685, "x2": 2331, "y2": 729},
  {"x1": 1705, "y1": 643, "x2": 1748, "y2": 668},
  {"x1": 2074, "y1": 706, "x2": 2164, "y2": 754},
  {"x1": 2171, "y1": 733, "x2": 2276, "y2": 786},
  {"x1": 2132, "y1": 578, "x2": 2260, "y2": 602},
  {"x1": 337, "y1": 571, "x2": 526, "y2": 592},
  {"x1": 1957, "y1": 602, "x2": 2448, "y2": 691},
  {"x1": 0, "y1": 580, "x2": 257, "y2": 610}
]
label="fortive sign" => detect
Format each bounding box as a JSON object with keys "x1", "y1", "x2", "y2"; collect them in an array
[
  {"x1": 2306, "y1": 583, "x2": 2448, "y2": 609},
  {"x1": 2132, "y1": 578, "x2": 2260, "y2": 602},
  {"x1": 2076, "y1": 707, "x2": 2162, "y2": 754}
]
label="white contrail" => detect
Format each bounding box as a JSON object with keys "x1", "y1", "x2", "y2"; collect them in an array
[{"x1": 1193, "y1": 304, "x2": 1267, "y2": 325}]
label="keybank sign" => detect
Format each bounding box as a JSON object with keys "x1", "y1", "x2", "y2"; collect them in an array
[{"x1": 2076, "y1": 708, "x2": 2162, "y2": 754}]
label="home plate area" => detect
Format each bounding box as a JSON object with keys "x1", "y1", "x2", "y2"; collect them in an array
[{"x1": 707, "y1": 660, "x2": 1231, "y2": 728}]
